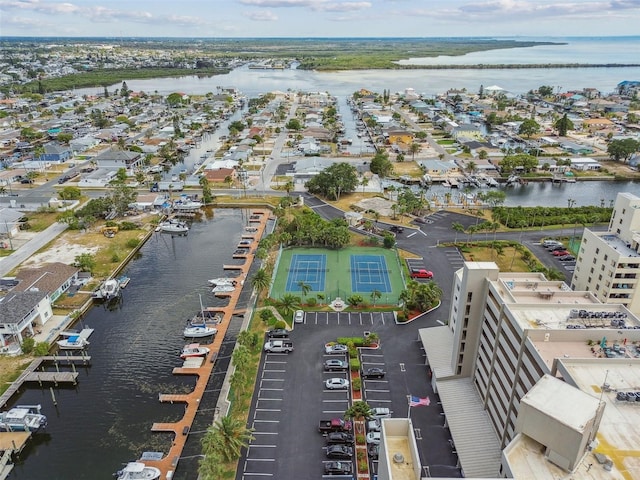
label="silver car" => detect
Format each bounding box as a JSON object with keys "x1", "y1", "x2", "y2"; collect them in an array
[{"x1": 325, "y1": 378, "x2": 350, "y2": 390}]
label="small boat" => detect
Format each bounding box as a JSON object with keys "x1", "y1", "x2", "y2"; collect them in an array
[
  {"x1": 114, "y1": 461, "x2": 161, "y2": 480},
  {"x1": 0, "y1": 405, "x2": 47, "y2": 433},
  {"x1": 159, "y1": 220, "x2": 189, "y2": 234},
  {"x1": 183, "y1": 325, "x2": 217, "y2": 338},
  {"x1": 180, "y1": 343, "x2": 210, "y2": 358},
  {"x1": 212, "y1": 284, "x2": 235, "y2": 293},
  {"x1": 207, "y1": 277, "x2": 238, "y2": 286},
  {"x1": 93, "y1": 279, "x2": 121, "y2": 301},
  {"x1": 57, "y1": 334, "x2": 89, "y2": 350},
  {"x1": 173, "y1": 199, "x2": 203, "y2": 211},
  {"x1": 118, "y1": 275, "x2": 131, "y2": 288}
]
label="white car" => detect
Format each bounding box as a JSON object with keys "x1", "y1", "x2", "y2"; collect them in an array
[
  {"x1": 368, "y1": 407, "x2": 391, "y2": 419},
  {"x1": 325, "y1": 377, "x2": 350, "y2": 390},
  {"x1": 366, "y1": 431, "x2": 381, "y2": 444},
  {"x1": 325, "y1": 344, "x2": 348, "y2": 355},
  {"x1": 294, "y1": 310, "x2": 304, "y2": 323}
]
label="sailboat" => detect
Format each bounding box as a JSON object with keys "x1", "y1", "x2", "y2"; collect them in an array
[{"x1": 184, "y1": 294, "x2": 217, "y2": 338}]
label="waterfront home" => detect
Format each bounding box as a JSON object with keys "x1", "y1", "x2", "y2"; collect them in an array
[
  {"x1": 569, "y1": 157, "x2": 602, "y2": 171},
  {"x1": 384, "y1": 129, "x2": 414, "y2": 147},
  {"x1": 0, "y1": 290, "x2": 53, "y2": 351},
  {"x1": 204, "y1": 167, "x2": 236, "y2": 185},
  {"x1": 559, "y1": 141, "x2": 594, "y2": 155},
  {"x1": 417, "y1": 159, "x2": 460, "y2": 180},
  {"x1": 13, "y1": 262, "x2": 80, "y2": 303}
]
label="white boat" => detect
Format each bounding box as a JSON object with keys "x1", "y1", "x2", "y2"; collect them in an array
[
  {"x1": 207, "y1": 277, "x2": 238, "y2": 287},
  {"x1": 114, "y1": 462, "x2": 161, "y2": 480},
  {"x1": 173, "y1": 199, "x2": 203, "y2": 211},
  {"x1": 212, "y1": 284, "x2": 235, "y2": 293},
  {"x1": 118, "y1": 275, "x2": 131, "y2": 288},
  {"x1": 183, "y1": 325, "x2": 217, "y2": 338},
  {"x1": 180, "y1": 343, "x2": 210, "y2": 358},
  {"x1": 0, "y1": 405, "x2": 47, "y2": 433},
  {"x1": 158, "y1": 220, "x2": 189, "y2": 234},
  {"x1": 57, "y1": 334, "x2": 89, "y2": 350},
  {"x1": 93, "y1": 278, "x2": 121, "y2": 301}
]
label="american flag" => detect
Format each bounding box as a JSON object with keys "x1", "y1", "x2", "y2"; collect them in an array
[{"x1": 409, "y1": 395, "x2": 431, "y2": 407}]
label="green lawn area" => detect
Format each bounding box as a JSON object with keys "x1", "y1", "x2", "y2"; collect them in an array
[{"x1": 460, "y1": 244, "x2": 531, "y2": 272}]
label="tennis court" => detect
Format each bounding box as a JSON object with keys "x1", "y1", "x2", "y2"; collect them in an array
[
  {"x1": 350, "y1": 254, "x2": 392, "y2": 293},
  {"x1": 270, "y1": 247, "x2": 405, "y2": 305},
  {"x1": 284, "y1": 253, "x2": 327, "y2": 292}
]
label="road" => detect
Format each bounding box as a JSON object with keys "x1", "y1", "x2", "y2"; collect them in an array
[{"x1": 0, "y1": 221, "x2": 68, "y2": 276}]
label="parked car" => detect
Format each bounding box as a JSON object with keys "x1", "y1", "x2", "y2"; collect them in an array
[
  {"x1": 20, "y1": 178, "x2": 34, "y2": 184},
  {"x1": 367, "y1": 407, "x2": 391, "y2": 419},
  {"x1": 325, "y1": 344, "x2": 348, "y2": 355},
  {"x1": 366, "y1": 432, "x2": 381, "y2": 444},
  {"x1": 266, "y1": 328, "x2": 290, "y2": 338},
  {"x1": 559, "y1": 255, "x2": 576, "y2": 262},
  {"x1": 543, "y1": 240, "x2": 563, "y2": 247},
  {"x1": 548, "y1": 245, "x2": 566, "y2": 252},
  {"x1": 367, "y1": 419, "x2": 381, "y2": 432},
  {"x1": 326, "y1": 444, "x2": 353, "y2": 459},
  {"x1": 389, "y1": 225, "x2": 404, "y2": 233},
  {"x1": 324, "y1": 461, "x2": 353, "y2": 475},
  {"x1": 324, "y1": 359, "x2": 349, "y2": 371},
  {"x1": 362, "y1": 367, "x2": 386, "y2": 379},
  {"x1": 325, "y1": 378, "x2": 350, "y2": 390},
  {"x1": 552, "y1": 250, "x2": 570, "y2": 256},
  {"x1": 294, "y1": 310, "x2": 304, "y2": 323},
  {"x1": 368, "y1": 444, "x2": 379, "y2": 460},
  {"x1": 410, "y1": 268, "x2": 433, "y2": 279},
  {"x1": 326, "y1": 432, "x2": 354, "y2": 444}
]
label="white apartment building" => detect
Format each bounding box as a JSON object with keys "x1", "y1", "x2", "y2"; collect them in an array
[
  {"x1": 418, "y1": 262, "x2": 640, "y2": 479},
  {"x1": 572, "y1": 192, "x2": 640, "y2": 314}
]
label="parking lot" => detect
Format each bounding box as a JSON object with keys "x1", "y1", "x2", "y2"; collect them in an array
[{"x1": 237, "y1": 311, "x2": 461, "y2": 479}]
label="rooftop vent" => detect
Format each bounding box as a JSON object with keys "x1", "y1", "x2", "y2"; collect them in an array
[{"x1": 393, "y1": 453, "x2": 405, "y2": 464}]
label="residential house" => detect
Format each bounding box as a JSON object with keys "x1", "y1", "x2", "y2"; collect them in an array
[
  {"x1": 40, "y1": 142, "x2": 72, "y2": 163},
  {"x1": 0, "y1": 290, "x2": 53, "y2": 351},
  {"x1": 582, "y1": 117, "x2": 615, "y2": 132},
  {"x1": 384, "y1": 129, "x2": 414, "y2": 147},
  {"x1": 204, "y1": 167, "x2": 236, "y2": 184},
  {"x1": 0, "y1": 195, "x2": 65, "y2": 213},
  {"x1": 417, "y1": 159, "x2": 460, "y2": 179},
  {"x1": 93, "y1": 148, "x2": 143, "y2": 173},
  {"x1": 13, "y1": 262, "x2": 80, "y2": 303},
  {"x1": 452, "y1": 124, "x2": 484, "y2": 141},
  {"x1": 0, "y1": 208, "x2": 23, "y2": 238},
  {"x1": 569, "y1": 157, "x2": 602, "y2": 171},
  {"x1": 70, "y1": 136, "x2": 100, "y2": 154}
]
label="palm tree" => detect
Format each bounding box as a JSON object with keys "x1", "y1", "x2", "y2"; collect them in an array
[
  {"x1": 251, "y1": 268, "x2": 270, "y2": 293},
  {"x1": 278, "y1": 294, "x2": 301, "y2": 318},
  {"x1": 370, "y1": 289, "x2": 382, "y2": 306},
  {"x1": 451, "y1": 222, "x2": 465, "y2": 243},
  {"x1": 297, "y1": 281, "x2": 312, "y2": 299},
  {"x1": 345, "y1": 400, "x2": 372, "y2": 434},
  {"x1": 465, "y1": 161, "x2": 477, "y2": 174},
  {"x1": 284, "y1": 180, "x2": 294, "y2": 196},
  {"x1": 201, "y1": 415, "x2": 254, "y2": 463}
]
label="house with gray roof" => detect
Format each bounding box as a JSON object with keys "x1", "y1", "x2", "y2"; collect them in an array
[
  {"x1": 14, "y1": 262, "x2": 80, "y2": 303},
  {"x1": 0, "y1": 290, "x2": 53, "y2": 351},
  {"x1": 93, "y1": 148, "x2": 143, "y2": 173},
  {"x1": 40, "y1": 142, "x2": 72, "y2": 163},
  {"x1": 0, "y1": 208, "x2": 23, "y2": 237}
]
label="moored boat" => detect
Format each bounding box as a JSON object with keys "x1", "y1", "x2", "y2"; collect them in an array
[
  {"x1": 207, "y1": 277, "x2": 238, "y2": 287},
  {"x1": 114, "y1": 461, "x2": 161, "y2": 480},
  {"x1": 93, "y1": 278, "x2": 121, "y2": 301},
  {"x1": 0, "y1": 405, "x2": 47, "y2": 433},
  {"x1": 180, "y1": 343, "x2": 210, "y2": 358},
  {"x1": 212, "y1": 284, "x2": 235, "y2": 293},
  {"x1": 158, "y1": 220, "x2": 189, "y2": 234},
  {"x1": 183, "y1": 324, "x2": 217, "y2": 338},
  {"x1": 57, "y1": 334, "x2": 90, "y2": 350},
  {"x1": 118, "y1": 275, "x2": 131, "y2": 288}
]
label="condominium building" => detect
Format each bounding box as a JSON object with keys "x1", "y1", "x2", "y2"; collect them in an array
[
  {"x1": 418, "y1": 262, "x2": 640, "y2": 479},
  {"x1": 572, "y1": 192, "x2": 640, "y2": 314}
]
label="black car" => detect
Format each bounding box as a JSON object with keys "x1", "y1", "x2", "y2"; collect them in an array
[
  {"x1": 20, "y1": 178, "x2": 34, "y2": 184},
  {"x1": 362, "y1": 367, "x2": 386, "y2": 379},
  {"x1": 326, "y1": 432, "x2": 354, "y2": 444},
  {"x1": 558, "y1": 255, "x2": 575, "y2": 262},
  {"x1": 326, "y1": 444, "x2": 353, "y2": 459},
  {"x1": 389, "y1": 225, "x2": 404, "y2": 233},
  {"x1": 58, "y1": 175, "x2": 71, "y2": 184},
  {"x1": 548, "y1": 245, "x2": 566, "y2": 252},
  {"x1": 324, "y1": 461, "x2": 353, "y2": 475},
  {"x1": 324, "y1": 359, "x2": 349, "y2": 371},
  {"x1": 266, "y1": 328, "x2": 290, "y2": 338},
  {"x1": 368, "y1": 444, "x2": 379, "y2": 460}
]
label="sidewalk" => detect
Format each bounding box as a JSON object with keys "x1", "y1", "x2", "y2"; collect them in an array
[{"x1": 0, "y1": 222, "x2": 68, "y2": 277}]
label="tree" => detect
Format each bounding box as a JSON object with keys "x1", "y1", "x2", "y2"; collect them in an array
[
  {"x1": 554, "y1": 113, "x2": 574, "y2": 136},
  {"x1": 518, "y1": 118, "x2": 540, "y2": 138},
  {"x1": 465, "y1": 161, "x2": 477, "y2": 174},
  {"x1": 369, "y1": 152, "x2": 393, "y2": 178},
  {"x1": 297, "y1": 281, "x2": 312, "y2": 299},
  {"x1": 607, "y1": 138, "x2": 640, "y2": 162},
  {"x1": 408, "y1": 142, "x2": 421, "y2": 161},
  {"x1": 284, "y1": 180, "x2": 294, "y2": 196},
  {"x1": 107, "y1": 183, "x2": 137, "y2": 216},
  {"x1": 538, "y1": 85, "x2": 554, "y2": 97},
  {"x1": 201, "y1": 415, "x2": 254, "y2": 463},
  {"x1": 278, "y1": 294, "x2": 301, "y2": 318},
  {"x1": 285, "y1": 118, "x2": 302, "y2": 130},
  {"x1": 74, "y1": 253, "x2": 96, "y2": 273},
  {"x1": 251, "y1": 268, "x2": 270, "y2": 292},
  {"x1": 345, "y1": 400, "x2": 373, "y2": 433},
  {"x1": 305, "y1": 162, "x2": 358, "y2": 200},
  {"x1": 199, "y1": 176, "x2": 213, "y2": 204},
  {"x1": 370, "y1": 289, "x2": 382, "y2": 306},
  {"x1": 451, "y1": 222, "x2": 465, "y2": 243},
  {"x1": 58, "y1": 186, "x2": 81, "y2": 200}
]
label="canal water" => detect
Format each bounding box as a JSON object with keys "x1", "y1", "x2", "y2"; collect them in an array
[{"x1": 7, "y1": 209, "x2": 255, "y2": 480}]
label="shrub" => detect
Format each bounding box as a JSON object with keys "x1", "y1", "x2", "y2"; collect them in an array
[
  {"x1": 119, "y1": 221, "x2": 138, "y2": 230},
  {"x1": 350, "y1": 358, "x2": 360, "y2": 371},
  {"x1": 396, "y1": 311, "x2": 407, "y2": 323},
  {"x1": 352, "y1": 378, "x2": 361, "y2": 391},
  {"x1": 111, "y1": 253, "x2": 120, "y2": 263},
  {"x1": 306, "y1": 297, "x2": 317, "y2": 307},
  {"x1": 357, "y1": 450, "x2": 366, "y2": 461},
  {"x1": 21, "y1": 337, "x2": 35, "y2": 354},
  {"x1": 105, "y1": 220, "x2": 118, "y2": 227},
  {"x1": 338, "y1": 336, "x2": 365, "y2": 347},
  {"x1": 260, "y1": 310, "x2": 272, "y2": 323},
  {"x1": 34, "y1": 342, "x2": 50, "y2": 356},
  {"x1": 126, "y1": 238, "x2": 140, "y2": 248},
  {"x1": 358, "y1": 459, "x2": 368, "y2": 471},
  {"x1": 273, "y1": 320, "x2": 287, "y2": 329},
  {"x1": 356, "y1": 434, "x2": 365, "y2": 444}
]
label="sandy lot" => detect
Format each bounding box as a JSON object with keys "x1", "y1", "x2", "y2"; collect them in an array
[{"x1": 22, "y1": 233, "x2": 99, "y2": 268}]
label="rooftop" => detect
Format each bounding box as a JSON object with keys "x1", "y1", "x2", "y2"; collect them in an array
[{"x1": 596, "y1": 233, "x2": 640, "y2": 258}]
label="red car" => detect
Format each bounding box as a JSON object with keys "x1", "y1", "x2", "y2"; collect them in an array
[
  {"x1": 553, "y1": 250, "x2": 570, "y2": 256},
  {"x1": 410, "y1": 268, "x2": 433, "y2": 279}
]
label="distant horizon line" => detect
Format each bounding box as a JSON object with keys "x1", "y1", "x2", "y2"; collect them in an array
[{"x1": 2, "y1": 35, "x2": 640, "y2": 41}]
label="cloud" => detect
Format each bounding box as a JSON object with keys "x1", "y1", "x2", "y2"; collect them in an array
[
  {"x1": 247, "y1": 9, "x2": 279, "y2": 20},
  {"x1": 238, "y1": 0, "x2": 370, "y2": 11}
]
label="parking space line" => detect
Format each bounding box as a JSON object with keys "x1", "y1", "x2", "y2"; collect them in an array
[
  {"x1": 252, "y1": 431, "x2": 279, "y2": 435},
  {"x1": 256, "y1": 398, "x2": 282, "y2": 401},
  {"x1": 248, "y1": 445, "x2": 277, "y2": 448},
  {"x1": 245, "y1": 458, "x2": 277, "y2": 461},
  {"x1": 242, "y1": 474, "x2": 274, "y2": 477},
  {"x1": 259, "y1": 388, "x2": 284, "y2": 392},
  {"x1": 364, "y1": 398, "x2": 392, "y2": 403},
  {"x1": 253, "y1": 415, "x2": 280, "y2": 418}
]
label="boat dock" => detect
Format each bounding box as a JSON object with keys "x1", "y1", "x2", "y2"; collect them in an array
[
  {"x1": 143, "y1": 210, "x2": 270, "y2": 478},
  {"x1": 0, "y1": 432, "x2": 31, "y2": 480}
]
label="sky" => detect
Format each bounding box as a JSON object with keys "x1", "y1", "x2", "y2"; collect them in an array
[{"x1": 1, "y1": 0, "x2": 640, "y2": 38}]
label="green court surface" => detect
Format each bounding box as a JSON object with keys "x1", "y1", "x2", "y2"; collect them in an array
[{"x1": 270, "y1": 246, "x2": 406, "y2": 305}]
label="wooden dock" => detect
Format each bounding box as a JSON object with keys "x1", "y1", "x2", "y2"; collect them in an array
[
  {"x1": 24, "y1": 372, "x2": 78, "y2": 385},
  {"x1": 0, "y1": 432, "x2": 31, "y2": 453},
  {"x1": 143, "y1": 210, "x2": 270, "y2": 478}
]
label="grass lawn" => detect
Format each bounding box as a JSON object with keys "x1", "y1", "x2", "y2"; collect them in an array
[
  {"x1": 460, "y1": 244, "x2": 531, "y2": 272},
  {"x1": 392, "y1": 161, "x2": 423, "y2": 177}
]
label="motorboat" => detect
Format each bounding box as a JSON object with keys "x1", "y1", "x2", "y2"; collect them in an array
[
  {"x1": 173, "y1": 195, "x2": 203, "y2": 211},
  {"x1": 183, "y1": 324, "x2": 217, "y2": 338},
  {"x1": 180, "y1": 343, "x2": 210, "y2": 358},
  {"x1": 114, "y1": 461, "x2": 161, "y2": 480},
  {"x1": 118, "y1": 275, "x2": 131, "y2": 288},
  {"x1": 207, "y1": 277, "x2": 238, "y2": 287},
  {"x1": 0, "y1": 404, "x2": 47, "y2": 433},
  {"x1": 158, "y1": 220, "x2": 189, "y2": 234},
  {"x1": 212, "y1": 284, "x2": 235, "y2": 294},
  {"x1": 93, "y1": 278, "x2": 121, "y2": 301},
  {"x1": 57, "y1": 334, "x2": 89, "y2": 350}
]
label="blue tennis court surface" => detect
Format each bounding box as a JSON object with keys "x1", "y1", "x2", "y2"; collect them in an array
[
  {"x1": 285, "y1": 254, "x2": 327, "y2": 292},
  {"x1": 350, "y1": 254, "x2": 392, "y2": 293}
]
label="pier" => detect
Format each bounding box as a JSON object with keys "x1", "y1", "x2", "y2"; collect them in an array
[{"x1": 143, "y1": 210, "x2": 270, "y2": 478}]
